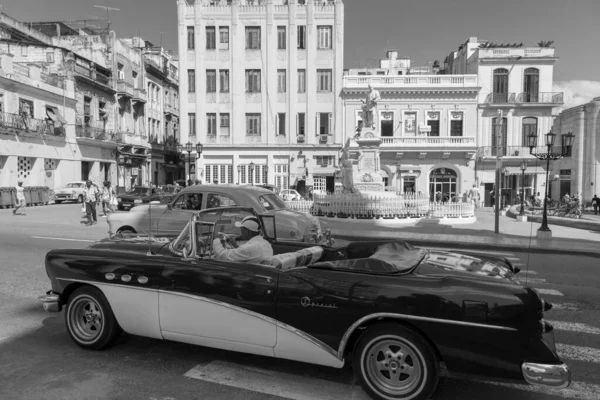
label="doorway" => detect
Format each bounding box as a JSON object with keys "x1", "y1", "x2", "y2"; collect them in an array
[
  {"x1": 381, "y1": 120, "x2": 393, "y2": 137},
  {"x1": 326, "y1": 176, "x2": 335, "y2": 193},
  {"x1": 81, "y1": 161, "x2": 92, "y2": 181},
  {"x1": 403, "y1": 176, "x2": 416, "y2": 193},
  {"x1": 429, "y1": 168, "x2": 457, "y2": 202}
]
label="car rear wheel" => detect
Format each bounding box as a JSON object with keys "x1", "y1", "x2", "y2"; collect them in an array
[
  {"x1": 353, "y1": 323, "x2": 439, "y2": 400},
  {"x1": 55, "y1": 200, "x2": 62, "y2": 204},
  {"x1": 65, "y1": 286, "x2": 122, "y2": 350}
]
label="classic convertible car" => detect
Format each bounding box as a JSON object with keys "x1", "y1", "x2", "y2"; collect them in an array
[{"x1": 39, "y1": 206, "x2": 570, "y2": 400}]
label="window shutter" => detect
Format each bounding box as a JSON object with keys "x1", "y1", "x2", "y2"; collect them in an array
[
  {"x1": 275, "y1": 114, "x2": 280, "y2": 135},
  {"x1": 296, "y1": 113, "x2": 299, "y2": 136},
  {"x1": 328, "y1": 113, "x2": 333, "y2": 136},
  {"x1": 315, "y1": 113, "x2": 320, "y2": 136}
]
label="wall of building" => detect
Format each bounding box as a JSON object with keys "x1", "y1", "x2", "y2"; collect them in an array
[{"x1": 52, "y1": 34, "x2": 113, "y2": 69}]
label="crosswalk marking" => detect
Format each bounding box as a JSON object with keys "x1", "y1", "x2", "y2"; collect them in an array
[
  {"x1": 535, "y1": 288, "x2": 564, "y2": 296},
  {"x1": 557, "y1": 344, "x2": 600, "y2": 364},
  {"x1": 482, "y1": 380, "x2": 600, "y2": 400},
  {"x1": 520, "y1": 270, "x2": 538, "y2": 275},
  {"x1": 549, "y1": 321, "x2": 600, "y2": 336},
  {"x1": 524, "y1": 278, "x2": 547, "y2": 284},
  {"x1": 552, "y1": 302, "x2": 580, "y2": 311}
]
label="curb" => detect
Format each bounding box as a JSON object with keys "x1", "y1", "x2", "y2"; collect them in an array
[{"x1": 334, "y1": 234, "x2": 600, "y2": 258}]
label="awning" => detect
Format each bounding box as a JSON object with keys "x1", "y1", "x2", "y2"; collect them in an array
[
  {"x1": 46, "y1": 108, "x2": 67, "y2": 126},
  {"x1": 503, "y1": 165, "x2": 547, "y2": 175}
]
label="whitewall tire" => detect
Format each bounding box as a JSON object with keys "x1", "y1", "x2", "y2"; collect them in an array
[
  {"x1": 65, "y1": 286, "x2": 122, "y2": 350},
  {"x1": 353, "y1": 323, "x2": 440, "y2": 400}
]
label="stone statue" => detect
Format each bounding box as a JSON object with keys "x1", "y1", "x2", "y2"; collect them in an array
[
  {"x1": 339, "y1": 139, "x2": 356, "y2": 194},
  {"x1": 361, "y1": 84, "x2": 381, "y2": 129}
]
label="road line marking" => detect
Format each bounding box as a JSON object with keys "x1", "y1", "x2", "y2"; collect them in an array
[
  {"x1": 552, "y1": 302, "x2": 580, "y2": 311},
  {"x1": 549, "y1": 321, "x2": 600, "y2": 335},
  {"x1": 525, "y1": 278, "x2": 547, "y2": 284},
  {"x1": 557, "y1": 344, "x2": 600, "y2": 364},
  {"x1": 184, "y1": 361, "x2": 370, "y2": 400},
  {"x1": 481, "y1": 380, "x2": 600, "y2": 400},
  {"x1": 535, "y1": 289, "x2": 564, "y2": 296},
  {"x1": 520, "y1": 270, "x2": 538, "y2": 275},
  {"x1": 32, "y1": 236, "x2": 95, "y2": 243}
]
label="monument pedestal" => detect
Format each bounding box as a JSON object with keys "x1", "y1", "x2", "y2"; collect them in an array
[{"x1": 354, "y1": 132, "x2": 384, "y2": 193}]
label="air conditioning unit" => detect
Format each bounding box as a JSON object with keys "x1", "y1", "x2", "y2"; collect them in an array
[
  {"x1": 319, "y1": 135, "x2": 328, "y2": 143},
  {"x1": 297, "y1": 134, "x2": 305, "y2": 143}
]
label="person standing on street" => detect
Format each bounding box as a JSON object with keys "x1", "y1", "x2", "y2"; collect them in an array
[
  {"x1": 469, "y1": 184, "x2": 480, "y2": 210},
  {"x1": 13, "y1": 181, "x2": 26, "y2": 216},
  {"x1": 101, "y1": 181, "x2": 116, "y2": 217},
  {"x1": 593, "y1": 194, "x2": 599, "y2": 215},
  {"x1": 84, "y1": 180, "x2": 100, "y2": 226}
]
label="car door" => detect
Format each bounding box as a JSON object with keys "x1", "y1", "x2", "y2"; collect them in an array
[
  {"x1": 157, "y1": 192, "x2": 203, "y2": 235},
  {"x1": 159, "y1": 258, "x2": 279, "y2": 351}
]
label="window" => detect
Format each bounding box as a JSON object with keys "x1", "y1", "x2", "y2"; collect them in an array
[
  {"x1": 206, "y1": 70, "x2": 217, "y2": 92},
  {"x1": 173, "y1": 193, "x2": 203, "y2": 211},
  {"x1": 317, "y1": 26, "x2": 332, "y2": 49},
  {"x1": 189, "y1": 113, "x2": 196, "y2": 136},
  {"x1": 83, "y1": 96, "x2": 92, "y2": 116},
  {"x1": 219, "y1": 27, "x2": 229, "y2": 49},
  {"x1": 245, "y1": 27, "x2": 261, "y2": 49},
  {"x1": 245, "y1": 70, "x2": 261, "y2": 93},
  {"x1": 491, "y1": 117, "x2": 508, "y2": 156},
  {"x1": 277, "y1": 26, "x2": 286, "y2": 49},
  {"x1": 205, "y1": 27, "x2": 216, "y2": 50},
  {"x1": 206, "y1": 165, "x2": 234, "y2": 185},
  {"x1": 188, "y1": 69, "x2": 196, "y2": 93},
  {"x1": 313, "y1": 176, "x2": 326, "y2": 193},
  {"x1": 297, "y1": 25, "x2": 306, "y2": 49},
  {"x1": 21, "y1": 46, "x2": 28, "y2": 56},
  {"x1": 559, "y1": 169, "x2": 571, "y2": 176},
  {"x1": 317, "y1": 112, "x2": 332, "y2": 135},
  {"x1": 219, "y1": 70, "x2": 229, "y2": 93},
  {"x1": 46, "y1": 52, "x2": 54, "y2": 63},
  {"x1": 207, "y1": 193, "x2": 236, "y2": 207},
  {"x1": 297, "y1": 113, "x2": 306, "y2": 136},
  {"x1": 522, "y1": 117, "x2": 537, "y2": 147},
  {"x1": 523, "y1": 68, "x2": 539, "y2": 102},
  {"x1": 220, "y1": 113, "x2": 230, "y2": 128},
  {"x1": 493, "y1": 68, "x2": 509, "y2": 103},
  {"x1": 427, "y1": 112, "x2": 440, "y2": 137},
  {"x1": 450, "y1": 112, "x2": 463, "y2": 137},
  {"x1": 132, "y1": 71, "x2": 138, "y2": 88},
  {"x1": 277, "y1": 70, "x2": 286, "y2": 93},
  {"x1": 274, "y1": 164, "x2": 289, "y2": 191},
  {"x1": 298, "y1": 69, "x2": 306, "y2": 93},
  {"x1": 204, "y1": 113, "x2": 216, "y2": 135},
  {"x1": 315, "y1": 156, "x2": 334, "y2": 166},
  {"x1": 277, "y1": 113, "x2": 286, "y2": 135},
  {"x1": 246, "y1": 113, "x2": 261, "y2": 136},
  {"x1": 187, "y1": 26, "x2": 195, "y2": 50},
  {"x1": 117, "y1": 63, "x2": 124, "y2": 80},
  {"x1": 317, "y1": 69, "x2": 332, "y2": 92}
]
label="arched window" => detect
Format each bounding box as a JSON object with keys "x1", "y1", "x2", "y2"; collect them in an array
[
  {"x1": 491, "y1": 117, "x2": 508, "y2": 156},
  {"x1": 522, "y1": 117, "x2": 537, "y2": 147},
  {"x1": 523, "y1": 68, "x2": 539, "y2": 102},
  {"x1": 493, "y1": 68, "x2": 509, "y2": 103},
  {"x1": 429, "y1": 168, "x2": 457, "y2": 202}
]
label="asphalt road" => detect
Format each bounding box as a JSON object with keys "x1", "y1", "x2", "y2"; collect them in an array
[{"x1": 0, "y1": 204, "x2": 599, "y2": 400}]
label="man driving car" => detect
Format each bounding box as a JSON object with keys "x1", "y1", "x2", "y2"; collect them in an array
[{"x1": 213, "y1": 216, "x2": 273, "y2": 264}]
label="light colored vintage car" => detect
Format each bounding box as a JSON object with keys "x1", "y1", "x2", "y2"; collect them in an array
[
  {"x1": 54, "y1": 181, "x2": 87, "y2": 204},
  {"x1": 280, "y1": 188, "x2": 302, "y2": 201},
  {"x1": 106, "y1": 184, "x2": 327, "y2": 243}
]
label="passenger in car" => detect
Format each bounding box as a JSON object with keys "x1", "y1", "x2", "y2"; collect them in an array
[{"x1": 213, "y1": 216, "x2": 273, "y2": 264}]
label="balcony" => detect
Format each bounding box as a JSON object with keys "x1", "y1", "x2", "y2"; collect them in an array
[
  {"x1": 484, "y1": 93, "x2": 516, "y2": 104},
  {"x1": 477, "y1": 145, "x2": 569, "y2": 159},
  {"x1": 75, "y1": 125, "x2": 121, "y2": 144},
  {"x1": 165, "y1": 103, "x2": 178, "y2": 116},
  {"x1": 117, "y1": 80, "x2": 134, "y2": 99},
  {"x1": 515, "y1": 92, "x2": 563, "y2": 105},
  {"x1": 0, "y1": 112, "x2": 64, "y2": 137},
  {"x1": 377, "y1": 136, "x2": 476, "y2": 148},
  {"x1": 343, "y1": 74, "x2": 479, "y2": 90},
  {"x1": 133, "y1": 88, "x2": 147, "y2": 104},
  {"x1": 74, "y1": 64, "x2": 114, "y2": 92}
]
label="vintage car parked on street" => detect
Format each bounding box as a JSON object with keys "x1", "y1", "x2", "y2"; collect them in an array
[
  {"x1": 280, "y1": 188, "x2": 302, "y2": 201},
  {"x1": 39, "y1": 206, "x2": 569, "y2": 400},
  {"x1": 107, "y1": 184, "x2": 326, "y2": 243},
  {"x1": 53, "y1": 181, "x2": 87, "y2": 204}
]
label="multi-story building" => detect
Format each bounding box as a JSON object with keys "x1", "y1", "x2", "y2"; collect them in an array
[
  {"x1": 342, "y1": 53, "x2": 481, "y2": 200},
  {"x1": 0, "y1": 51, "x2": 76, "y2": 188},
  {"x1": 551, "y1": 98, "x2": 600, "y2": 202},
  {"x1": 445, "y1": 37, "x2": 564, "y2": 206},
  {"x1": 177, "y1": 0, "x2": 344, "y2": 194},
  {"x1": 142, "y1": 43, "x2": 182, "y2": 186}
]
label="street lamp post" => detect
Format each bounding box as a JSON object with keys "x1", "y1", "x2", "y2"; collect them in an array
[
  {"x1": 249, "y1": 161, "x2": 255, "y2": 186},
  {"x1": 528, "y1": 131, "x2": 575, "y2": 239},
  {"x1": 237, "y1": 165, "x2": 241, "y2": 185},
  {"x1": 519, "y1": 160, "x2": 527, "y2": 218},
  {"x1": 177, "y1": 141, "x2": 203, "y2": 185},
  {"x1": 494, "y1": 112, "x2": 504, "y2": 234}
]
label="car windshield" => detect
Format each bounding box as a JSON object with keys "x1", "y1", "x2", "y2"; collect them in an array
[
  {"x1": 126, "y1": 187, "x2": 151, "y2": 195},
  {"x1": 259, "y1": 194, "x2": 286, "y2": 211},
  {"x1": 66, "y1": 183, "x2": 82, "y2": 188}
]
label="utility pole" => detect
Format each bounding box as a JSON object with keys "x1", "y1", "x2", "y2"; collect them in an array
[
  {"x1": 494, "y1": 110, "x2": 503, "y2": 234},
  {"x1": 93, "y1": 5, "x2": 120, "y2": 33}
]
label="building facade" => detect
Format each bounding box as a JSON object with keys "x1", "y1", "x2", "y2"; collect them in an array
[
  {"x1": 177, "y1": 0, "x2": 344, "y2": 194},
  {"x1": 445, "y1": 37, "x2": 564, "y2": 206},
  {"x1": 552, "y1": 98, "x2": 600, "y2": 202},
  {"x1": 0, "y1": 52, "x2": 77, "y2": 188},
  {"x1": 341, "y1": 71, "x2": 480, "y2": 201}
]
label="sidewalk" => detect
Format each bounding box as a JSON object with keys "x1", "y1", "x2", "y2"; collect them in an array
[{"x1": 324, "y1": 208, "x2": 600, "y2": 257}]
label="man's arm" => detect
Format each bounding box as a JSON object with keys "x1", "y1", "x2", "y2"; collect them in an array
[{"x1": 212, "y1": 239, "x2": 255, "y2": 262}]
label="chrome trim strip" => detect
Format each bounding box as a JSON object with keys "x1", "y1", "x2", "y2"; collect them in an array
[
  {"x1": 522, "y1": 362, "x2": 571, "y2": 389},
  {"x1": 56, "y1": 278, "x2": 158, "y2": 293},
  {"x1": 157, "y1": 290, "x2": 339, "y2": 359},
  {"x1": 337, "y1": 312, "x2": 518, "y2": 359}
]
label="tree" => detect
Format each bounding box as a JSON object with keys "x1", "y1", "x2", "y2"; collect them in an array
[{"x1": 537, "y1": 40, "x2": 555, "y2": 48}]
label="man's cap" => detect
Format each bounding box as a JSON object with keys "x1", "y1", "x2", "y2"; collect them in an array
[{"x1": 235, "y1": 216, "x2": 260, "y2": 232}]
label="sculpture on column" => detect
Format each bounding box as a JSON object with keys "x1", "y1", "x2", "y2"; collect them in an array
[
  {"x1": 361, "y1": 84, "x2": 381, "y2": 130},
  {"x1": 339, "y1": 139, "x2": 356, "y2": 194}
]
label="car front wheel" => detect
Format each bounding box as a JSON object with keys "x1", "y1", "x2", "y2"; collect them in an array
[
  {"x1": 65, "y1": 286, "x2": 122, "y2": 350},
  {"x1": 353, "y1": 323, "x2": 439, "y2": 400}
]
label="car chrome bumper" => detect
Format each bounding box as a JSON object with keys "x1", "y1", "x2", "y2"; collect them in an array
[
  {"x1": 37, "y1": 291, "x2": 61, "y2": 313},
  {"x1": 522, "y1": 362, "x2": 571, "y2": 389}
]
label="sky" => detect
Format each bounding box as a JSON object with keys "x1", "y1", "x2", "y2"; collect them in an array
[{"x1": 2, "y1": 0, "x2": 599, "y2": 107}]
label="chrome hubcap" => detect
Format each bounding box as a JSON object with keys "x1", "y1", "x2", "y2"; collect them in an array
[
  {"x1": 69, "y1": 296, "x2": 103, "y2": 343},
  {"x1": 364, "y1": 338, "x2": 423, "y2": 397}
]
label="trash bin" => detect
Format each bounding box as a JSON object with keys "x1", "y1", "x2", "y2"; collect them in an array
[
  {"x1": 40, "y1": 186, "x2": 50, "y2": 205},
  {"x1": 32, "y1": 186, "x2": 42, "y2": 206},
  {"x1": 0, "y1": 187, "x2": 11, "y2": 208},
  {"x1": 23, "y1": 187, "x2": 33, "y2": 206}
]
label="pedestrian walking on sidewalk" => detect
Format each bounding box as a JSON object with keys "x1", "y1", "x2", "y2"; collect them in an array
[
  {"x1": 13, "y1": 181, "x2": 26, "y2": 216},
  {"x1": 469, "y1": 184, "x2": 480, "y2": 210},
  {"x1": 83, "y1": 180, "x2": 100, "y2": 226},
  {"x1": 593, "y1": 194, "x2": 599, "y2": 215},
  {"x1": 101, "y1": 181, "x2": 116, "y2": 217}
]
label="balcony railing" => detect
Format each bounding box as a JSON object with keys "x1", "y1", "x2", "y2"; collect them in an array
[
  {"x1": 75, "y1": 125, "x2": 121, "y2": 143},
  {"x1": 117, "y1": 80, "x2": 134, "y2": 97},
  {"x1": 515, "y1": 92, "x2": 564, "y2": 104},
  {"x1": 378, "y1": 136, "x2": 476, "y2": 146},
  {"x1": 133, "y1": 87, "x2": 147, "y2": 102},
  {"x1": 74, "y1": 64, "x2": 113, "y2": 88},
  {"x1": 39, "y1": 72, "x2": 65, "y2": 90},
  {"x1": 0, "y1": 112, "x2": 62, "y2": 136},
  {"x1": 484, "y1": 93, "x2": 516, "y2": 104},
  {"x1": 343, "y1": 74, "x2": 479, "y2": 89},
  {"x1": 165, "y1": 103, "x2": 178, "y2": 115},
  {"x1": 478, "y1": 145, "x2": 569, "y2": 158}
]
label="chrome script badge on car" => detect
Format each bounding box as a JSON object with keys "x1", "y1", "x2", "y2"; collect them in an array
[{"x1": 301, "y1": 296, "x2": 337, "y2": 309}]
